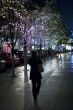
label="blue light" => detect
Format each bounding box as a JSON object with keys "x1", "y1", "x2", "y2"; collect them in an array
[{"x1": 72, "y1": 32, "x2": 73, "y2": 37}]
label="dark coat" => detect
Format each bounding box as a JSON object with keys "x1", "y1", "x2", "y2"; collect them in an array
[{"x1": 28, "y1": 56, "x2": 42, "y2": 80}]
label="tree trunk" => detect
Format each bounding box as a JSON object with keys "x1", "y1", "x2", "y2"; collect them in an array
[
  {"x1": 10, "y1": 25, "x2": 16, "y2": 77},
  {"x1": 11, "y1": 34, "x2": 16, "y2": 76},
  {"x1": 24, "y1": 41, "x2": 27, "y2": 75}
]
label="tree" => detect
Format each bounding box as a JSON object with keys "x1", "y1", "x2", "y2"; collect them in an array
[
  {"x1": 45, "y1": 5, "x2": 70, "y2": 48},
  {"x1": 0, "y1": 0, "x2": 31, "y2": 76}
]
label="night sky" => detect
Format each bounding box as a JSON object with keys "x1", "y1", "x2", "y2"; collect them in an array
[{"x1": 56, "y1": 0, "x2": 73, "y2": 33}]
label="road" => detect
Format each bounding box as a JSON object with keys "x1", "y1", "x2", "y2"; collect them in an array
[{"x1": 0, "y1": 52, "x2": 73, "y2": 110}]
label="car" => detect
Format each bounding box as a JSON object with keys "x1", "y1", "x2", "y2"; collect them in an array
[
  {"x1": 11, "y1": 54, "x2": 20, "y2": 66},
  {"x1": 0, "y1": 52, "x2": 20, "y2": 68},
  {"x1": 19, "y1": 53, "x2": 31, "y2": 65},
  {"x1": 0, "y1": 60, "x2": 6, "y2": 71},
  {"x1": 6, "y1": 54, "x2": 20, "y2": 67}
]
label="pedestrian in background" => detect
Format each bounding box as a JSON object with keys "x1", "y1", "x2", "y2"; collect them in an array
[{"x1": 28, "y1": 50, "x2": 43, "y2": 101}]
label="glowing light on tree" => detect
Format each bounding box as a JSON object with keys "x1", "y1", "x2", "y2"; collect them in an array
[{"x1": 0, "y1": 1, "x2": 69, "y2": 51}]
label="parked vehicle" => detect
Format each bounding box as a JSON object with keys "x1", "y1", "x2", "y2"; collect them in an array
[
  {"x1": 0, "y1": 60, "x2": 6, "y2": 71},
  {"x1": 0, "y1": 52, "x2": 20, "y2": 68},
  {"x1": 19, "y1": 53, "x2": 31, "y2": 64}
]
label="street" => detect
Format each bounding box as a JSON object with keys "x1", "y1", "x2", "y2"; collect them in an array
[{"x1": 0, "y1": 52, "x2": 73, "y2": 110}]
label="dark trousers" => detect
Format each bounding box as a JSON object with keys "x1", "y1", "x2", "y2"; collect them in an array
[{"x1": 31, "y1": 79, "x2": 41, "y2": 99}]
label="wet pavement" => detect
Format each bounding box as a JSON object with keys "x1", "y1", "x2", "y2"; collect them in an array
[{"x1": 0, "y1": 52, "x2": 73, "y2": 110}]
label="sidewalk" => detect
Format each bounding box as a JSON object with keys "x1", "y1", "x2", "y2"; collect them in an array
[
  {"x1": 0, "y1": 53, "x2": 73, "y2": 110},
  {"x1": 0, "y1": 67, "x2": 24, "y2": 110}
]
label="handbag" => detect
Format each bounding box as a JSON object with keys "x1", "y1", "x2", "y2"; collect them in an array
[{"x1": 37, "y1": 64, "x2": 44, "y2": 72}]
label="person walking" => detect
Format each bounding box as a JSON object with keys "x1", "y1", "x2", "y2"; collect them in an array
[{"x1": 28, "y1": 51, "x2": 43, "y2": 100}]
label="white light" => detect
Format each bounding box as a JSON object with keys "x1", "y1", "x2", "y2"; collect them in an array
[
  {"x1": 32, "y1": 46, "x2": 34, "y2": 49},
  {"x1": 66, "y1": 45, "x2": 71, "y2": 50}
]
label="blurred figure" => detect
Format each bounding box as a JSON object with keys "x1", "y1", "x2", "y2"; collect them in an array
[{"x1": 28, "y1": 51, "x2": 43, "y2": 100}]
